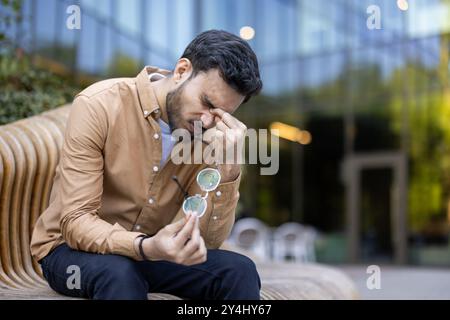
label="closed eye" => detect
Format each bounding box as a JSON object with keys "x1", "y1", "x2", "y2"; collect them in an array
[{"x1": 201, "y1": 94, "x2": 216, "y2": 109}]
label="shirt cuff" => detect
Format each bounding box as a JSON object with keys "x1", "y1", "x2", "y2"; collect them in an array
[{"x1": 112, "y1": 229, "x2": 146, "y2": 260}]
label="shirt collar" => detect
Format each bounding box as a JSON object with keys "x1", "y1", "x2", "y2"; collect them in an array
[{"x1": 136, "y1": 65, "x2": 171, "y2": 119}]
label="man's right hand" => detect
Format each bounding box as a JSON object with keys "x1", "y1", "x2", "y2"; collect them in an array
[{"x1": 139, "y1": 213, "x2": 207, "y2": 266}]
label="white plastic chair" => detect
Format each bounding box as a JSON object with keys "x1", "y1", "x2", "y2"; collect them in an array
[
  {"x1": 272, "y1": 222, "x2": 318, "y2": 263},
  {"x1": 228, "y1": 218, "x2": 271, "y2": 261}
]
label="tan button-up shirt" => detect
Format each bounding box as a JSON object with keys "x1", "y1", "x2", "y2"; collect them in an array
[{"x1": 30, "y1": 66, "x2": 241, "y2": 262}]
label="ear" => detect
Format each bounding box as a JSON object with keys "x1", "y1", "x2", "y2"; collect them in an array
[{"x1": 173, "y1": 58, "x2": 193, "y2": 83}]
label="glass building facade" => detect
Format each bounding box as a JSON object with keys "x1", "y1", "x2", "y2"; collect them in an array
[{"x1": 2, "y1": 0, "x2": 450, "y2": 265}]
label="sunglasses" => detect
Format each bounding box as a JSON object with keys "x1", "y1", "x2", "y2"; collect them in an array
[{"x1": 172, "y1": 168, "x2": 221, "y2": 218}]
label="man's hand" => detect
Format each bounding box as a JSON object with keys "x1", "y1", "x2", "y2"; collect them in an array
[
  {"x1": 208, "y1": 108, "x2": 246, "y2": 183},
  {"x1": 136, "y1": 213, "x2": 207, "y2": 265}
]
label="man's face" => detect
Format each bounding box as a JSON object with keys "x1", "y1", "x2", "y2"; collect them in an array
[{"x1": 165, "y1": 69, "x2": 245, "y2": 134}]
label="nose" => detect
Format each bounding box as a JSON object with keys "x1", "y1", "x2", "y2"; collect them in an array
[{"x1": 200, "y1": 112, "x2": 215, "y2": 129}]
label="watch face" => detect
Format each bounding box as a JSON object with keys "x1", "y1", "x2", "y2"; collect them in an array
[
  {"x1": 183, "y1": 196, "x2": 207, "y2": 217},
  {"x1": 197, "y1": 168, "x2": 221, "y2": 192}
]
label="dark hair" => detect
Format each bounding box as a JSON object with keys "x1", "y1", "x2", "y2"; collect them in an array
[{"x1": 181, "y1": 29, "x2": 262, "y2": 103}]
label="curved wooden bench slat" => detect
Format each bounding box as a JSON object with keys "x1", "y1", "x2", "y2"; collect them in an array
[
  {"x1": 0, "y1": 147, "x2": 17, "y2": 289},
  {"x1": 4, "y1": 126, "x2": 47, "y2": 286},
  {"x1": 0, "y1": 134, "x2": 34, "y2": 289},
  {"x1": 0, "y1": 129, "x2": 39, "y2": 288},
  {"x1": 15, "y1": 122, "x2": 50, "y2": 278},
  {"x1": 31, "y1": 119, "x2": 62, "y2": 214},
  {"x1": 257, "y1": 262, "x2": 359, "y2": 299}
]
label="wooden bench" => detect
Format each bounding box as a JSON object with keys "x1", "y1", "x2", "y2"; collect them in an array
[{"x1": 0, "y1": 105, "x2": 359, "y2": 300}]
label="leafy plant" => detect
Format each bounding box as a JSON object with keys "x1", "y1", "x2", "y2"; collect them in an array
[{"x1": 0, "y1": 50, "x2": 81, "y2": 125}]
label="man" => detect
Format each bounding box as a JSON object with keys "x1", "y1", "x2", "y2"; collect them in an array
[{"x1": 30, "y1": 30, "x2": 263, "y2": 300}]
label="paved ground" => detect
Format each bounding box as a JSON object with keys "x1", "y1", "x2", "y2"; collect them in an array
[{"x1": 339, "y1": 265, "x2": 450, "y2": 299}]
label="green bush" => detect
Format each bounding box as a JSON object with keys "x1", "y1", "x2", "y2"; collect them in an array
[{"x1": 0, "y1": 51, "x2": 81, "y2": 125}]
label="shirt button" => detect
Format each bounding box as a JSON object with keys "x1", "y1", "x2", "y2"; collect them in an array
[
  {"x1": 135, "y1": 225, "x2": 141, "y2": 231},
  {"x1": 148, "y1": 198, "x2": 154, "y2": 204},
  {"x1": 153, "y1": 133, "x2": 160, "y2": 140},
  {"x1": 215, "y1": 191, "x2": 222, "y2": 197},
  {"x1": 212, "y1": 216, "x2": 218, "y2": 220},
  {"x1": 153, "y1": 166, "x2": 159, "y2": 172},
  {"x1": 154, "y1": 109, "x2": 160, "y2": 114},
  {"x1": 143, "y1": 110, "x2": 149, "y2": 116}
]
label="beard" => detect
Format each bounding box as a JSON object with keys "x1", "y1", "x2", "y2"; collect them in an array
[{"x1": 166, "y1": 79, "x2": 189, "y2": 132}]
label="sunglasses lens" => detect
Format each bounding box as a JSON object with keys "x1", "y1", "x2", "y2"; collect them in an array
[
  {"x1": 197, "y1": 168, "x2": 221, "y2": 192},
  {"x1": 183, "y1": 196, "x2": 207, "y2": 217}
]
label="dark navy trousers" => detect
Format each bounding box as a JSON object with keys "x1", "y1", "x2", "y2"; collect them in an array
[{"x1": 40, "y1": 244, "x2": 261, "y2": 300}]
